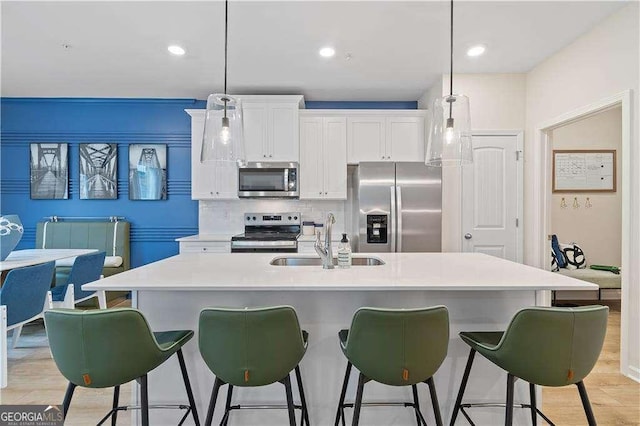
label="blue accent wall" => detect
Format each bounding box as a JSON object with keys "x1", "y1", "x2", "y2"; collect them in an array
[
  {"x1": 1, "y1": 98, "x2": 204, "y2": 267},
  {"x1": 305, "y1": 101, "x2": 418, "y2": 110},
  {"x1": 1, "y1": 97, "x2": 416, "y2": 266}
]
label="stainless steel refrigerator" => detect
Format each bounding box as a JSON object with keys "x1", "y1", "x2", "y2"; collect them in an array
[{"x1": 352, "y1": 162, "x2": 441, "y2": 252}]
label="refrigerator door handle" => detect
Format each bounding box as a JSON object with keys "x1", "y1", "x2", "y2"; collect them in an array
[
  {"x1": 390, "y1": 185, "x2": 396, "y2": 252},
  {"x1": 396, "y1": 185, "x2": 402, "y2": 252}
]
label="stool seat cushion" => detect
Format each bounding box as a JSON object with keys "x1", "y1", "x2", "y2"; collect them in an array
[
  {"x1": 154, "y1": 330, "x2": 195, "y2": 352},
  {"x1": 459, "y1": 331, "x2": 504, "y2": 352}
]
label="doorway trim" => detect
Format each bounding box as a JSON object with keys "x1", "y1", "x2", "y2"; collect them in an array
[{"x1": 532, "y1": 90, "x2": 633, "y2": 379}]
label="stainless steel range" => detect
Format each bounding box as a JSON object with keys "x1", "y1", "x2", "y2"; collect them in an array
[{"x1": 231, "y1": 213, "x2": 301, "y2": 253}]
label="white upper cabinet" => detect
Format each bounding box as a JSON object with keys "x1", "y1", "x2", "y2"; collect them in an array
[
  {"x1": 186, "y1": 109, "x2": 238, "y2": 200},
  {"x1": 240, "y1": 96, "x2": 303, "y2": 162},
  {"x1": 299, "y1": 115, "x2": 347, "y2": 200},
  {"x1": 346, "y1": 111, "x2": 427, "y2": 164}
]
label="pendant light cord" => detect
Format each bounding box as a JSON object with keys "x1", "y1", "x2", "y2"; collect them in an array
[
  {"x1": 223, "y1": 0, "x2": 229, "y2": 117},
  {"x1": 448, "y1": 0, "x2": 454, "y2": 120}
]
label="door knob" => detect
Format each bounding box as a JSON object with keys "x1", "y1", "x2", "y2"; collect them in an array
[{"x1": 464, "y1": 233, "x2": 472, "y2": 240}]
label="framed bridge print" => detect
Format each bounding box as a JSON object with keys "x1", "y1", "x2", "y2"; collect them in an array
[
  {"x1": 128, "y1": 144, "x2": 167, "y2": 200},
  {"x1": 30, "y1": 143, "x2": 69, "y2": 199},
  {"x1": 79, "y1": 143, "x2": 118, "y2": 199}
]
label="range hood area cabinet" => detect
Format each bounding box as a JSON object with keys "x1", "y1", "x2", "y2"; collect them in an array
[
  {"x1": 239, "y1": 95, "x2": 304, "y2": 163},
  {"x1": 299, "y1": 115, "x2": 347, "y2": 200},
  {"x1": 186, "y1": 109, "x2": 238, "y2": 200},
  {"x1": 347, "y1": 112, "x2": 426, "y2": 164}
]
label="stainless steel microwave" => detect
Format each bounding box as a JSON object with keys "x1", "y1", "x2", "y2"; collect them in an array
[{"x1": 238, "y1": 162, "x2": 299, "y2": 198}]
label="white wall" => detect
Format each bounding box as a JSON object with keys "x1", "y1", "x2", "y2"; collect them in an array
[
  {"x1": 551, "y1": 107, "x2": 622, "y2": 267},
  {"x1": 525, "y1": 3, "x2": 639, "y2": 379}
]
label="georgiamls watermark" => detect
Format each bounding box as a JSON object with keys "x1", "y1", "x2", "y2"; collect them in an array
[{"x1": 0, "y1": 405, "x2": 63, "y2": 426}]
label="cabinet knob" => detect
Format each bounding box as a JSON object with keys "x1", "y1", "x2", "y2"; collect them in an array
[
  {"x1": 325, "y1": 192, "x2": 328, "y2": 195},
  {"x1": 216, "y1": 191, "x2": 220, "y2": 195},
  {"x1": 263, "y1": 154, "x2": 266, "y2": 158},
  {"x1": 269, "y1": 154, "x2": 273, "y2": 158},
  {"x1": 381, "y1": 156, "x2": 385, "y2": 159}
]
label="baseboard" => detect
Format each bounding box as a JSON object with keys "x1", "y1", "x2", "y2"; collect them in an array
[{"x1": 627, "y1": 365, "x2": 640, "y2": 383}]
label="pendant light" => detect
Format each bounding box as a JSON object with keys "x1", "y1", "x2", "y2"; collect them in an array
[
  {"x1": 425, "y1": 0, "x2": 473, "y2": 167},
  {"x1": 201, "y1": 0, "x2": 246, "y2": 165}
]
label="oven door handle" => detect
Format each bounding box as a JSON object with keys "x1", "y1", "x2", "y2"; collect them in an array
[{"x1": 231, "y1": 240, "x2": 298, "y2": 248}]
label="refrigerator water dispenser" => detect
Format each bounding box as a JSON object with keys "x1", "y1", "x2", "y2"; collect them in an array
[{"x1": 366, "y1": 215, "x2": 388, "y2": 244}]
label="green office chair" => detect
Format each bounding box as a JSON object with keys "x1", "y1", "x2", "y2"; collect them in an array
[
  {"x1": 450, "y1": 305, "x2": 608, "y2": 426},
  {"x1": 335, "y1": 306, "x2": 449, "y2": 426},
  {"x1": 44, "y1": 308, "x2": 200, "y2": 426},
  {"x1": 199, "y1": 306, "x2": 310, "y2": 426}
]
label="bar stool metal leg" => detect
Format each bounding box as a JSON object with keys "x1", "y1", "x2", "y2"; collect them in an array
[
  {"x1": 505, "y1": 374, "x2": 515, "y2": 426},
  {"x1": 177, "y1": 349, "x2": 201, "y2": 426},
  {"x1": 295, "y1": 365, "x2": 310, "y2": 426},
  {"x1": 221, "y1": 385, "x2": 233, "y2": 426},
  {"x1": 351, "y1": 373, "x2": 366, "y2": 426},
  {"x1": 426, "y1": 377, "x2": 443, "y2": 426},
  {"x1": 140, "y1": 374, "x2": 150, "y2": 426},
  {"x1": 111, "y1": 385, "x2": 120, "y2": 426},
  {"x1": 450, "y1": 348, "x2": 476, "y2": 426},
  {"x1": 205, "y1": 377, "x2": 224, "y2": 426},
  {"x1": 411, "y1": 385, "x2": 422, "y2": 426},
  {"x1": 576, "y1": 381, "x2": 596, "y2": 426},
  {"x1": 62, "y1": 382, "x2": 76, "y2": 419},
  {"x1": 529, "y1": 383, "x2": 537, "y2": 426},
  {"x1": 282, "y1": 374, "x2": 297, "y2": 426},
  {"x1": 335, "y1": 362, "x2": 352, "y2": 426}
]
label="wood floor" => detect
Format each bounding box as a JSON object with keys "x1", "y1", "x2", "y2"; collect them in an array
[{"x1": 0, "y1": 299, "x2": 637, "y2": 425}]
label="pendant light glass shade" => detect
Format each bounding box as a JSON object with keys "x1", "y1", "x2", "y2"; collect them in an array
[
  {"x1": 201, "y1": 93, "x2": 246, "y2": 166},
  {"x1": 426, "y1": 94, "x2": 473, "y2": 167}
]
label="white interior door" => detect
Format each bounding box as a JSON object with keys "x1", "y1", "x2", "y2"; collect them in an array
[{"x1": 462, "y1": 133, "x2": 523, "y2": 261}]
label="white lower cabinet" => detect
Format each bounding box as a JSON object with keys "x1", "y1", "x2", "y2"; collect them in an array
[
  {"x1": 299, "y1": 116, "x2": 347, "y2": 200},
  {"x1": 179, "y1": 241, "x2": 230, "y2": 253}
]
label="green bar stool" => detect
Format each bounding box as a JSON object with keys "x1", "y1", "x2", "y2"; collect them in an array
[
  {"x1": 199, "y1": 306, "x2": 310, "y2": 426},
  {"x1": 44, "y1": 308, "x2": 200, "y2": 426},
  {"x1": 450, "y1": 305, "x2": 608, "y2": 426},
  {"x1": 335, "y1": 306, "x2": 449, "y2": 426}
]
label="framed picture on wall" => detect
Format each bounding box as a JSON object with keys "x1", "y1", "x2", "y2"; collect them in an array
[
  {"x1": 128, "y1": 144, "x2": 167, "y2": 200},
  {"x1": 79, "y1": 143, "x2": 118, "y2": 199},
  {"x1": 29, "y1": 143, "x2": 69, "y2": 199},
  {"x1": 552, "y1": 149, "x2": 616, "y2": 193}
]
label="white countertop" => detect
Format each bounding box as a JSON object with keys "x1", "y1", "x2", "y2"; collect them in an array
[{"x1": 84, "y1": 252, "x2": 597, "y2": 292}]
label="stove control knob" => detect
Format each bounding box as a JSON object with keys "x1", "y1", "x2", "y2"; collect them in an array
[
  {"x1": 294, "y1": 216, "x2": 298, "y2": 220},
  {"x1": 252, "y1": 216, "x2": 257, "y2": 221},
  {"x1": 288, "y1": 216, "x2": 292, "y2": 220},
  {"x1": 246, "y1": 216, "x2": 251, "y2": 221}
]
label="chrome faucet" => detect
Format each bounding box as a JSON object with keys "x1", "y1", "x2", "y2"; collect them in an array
[{"x1": 314, "y1": 213, "x2": 336, "y2": 269}]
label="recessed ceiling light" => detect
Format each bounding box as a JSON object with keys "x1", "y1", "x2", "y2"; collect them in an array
[
  {"x1": 319, "y1": 47, "x2": 335, "y2": 58},
  {"x1": 168, "y1": 45, "x2": 186, "y2": 56},
  {"x1": 467, "y1": 45, "x2": 486, "y2": 57}
]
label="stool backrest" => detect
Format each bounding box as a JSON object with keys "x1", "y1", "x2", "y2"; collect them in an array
[
  {"x1": 498, "y1": 305, "x2": 608, "y2": 386},
  {"x1": 199, "y1": 306, "x2": 306, "y2": 387},
  {"x1": 1, "y1": 261, "x2": 55, "y2": 327},
  {"x1": 345, "y1": 306, "x2": 449, "y2": 386},
  {"x1": 44, "y1": 308, "x2": 165, "y2": 388},
  {"x1": 67, "y1": 251, "x2": 106, "y2": 300}
]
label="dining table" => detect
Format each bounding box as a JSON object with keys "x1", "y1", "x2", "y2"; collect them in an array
[{"x1": 0, "y1": 248, "x2": 98, "y2": 282}]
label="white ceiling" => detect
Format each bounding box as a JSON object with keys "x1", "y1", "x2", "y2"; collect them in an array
[{"x1": 1, "y1": 1, "x2": 628, "y2": 101}]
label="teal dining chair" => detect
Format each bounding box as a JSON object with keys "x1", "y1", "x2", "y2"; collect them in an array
[
  {"x1": 1, "y1": 261, "x2": 55, "y2": 387},
  {"x1": 50, "y1": 251, "x2": 107, "y2": 309}
]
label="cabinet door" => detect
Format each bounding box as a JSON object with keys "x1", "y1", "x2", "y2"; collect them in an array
[
  {"x1": 299, "y1": 117, "x2": 324, "y2": 199},
  {"x1": 190, "y1": 114, "x2": 217, "y2": 200},
  {"x1": 242, "y1": 102, "x2": 268, "y2": 162},
  {"x1": 323, "y1": 117, "x2": 347, "y2": 199},
  {"x1": 386, "y1": 116, "x2": 425, "y2": 161},
  {"x1": 214, "y1": 163, "x2": 238, "y2": 199},
  {"x1": 269, "y1": 104, "x2": 299, "y2": 162},
  {"x1": 347, "y1": 117, "x2": 386, "y2": 163}
]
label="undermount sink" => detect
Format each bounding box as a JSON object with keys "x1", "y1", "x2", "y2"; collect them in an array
[{"x1": 270, "y1": 256, "x2": 385, "y2": 266}]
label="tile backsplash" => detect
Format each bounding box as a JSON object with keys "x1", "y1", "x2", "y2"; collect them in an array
[{"x1": 199, "y1": 200, "x2": 347, "y2": 235}]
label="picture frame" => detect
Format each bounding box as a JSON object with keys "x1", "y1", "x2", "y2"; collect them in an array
[
  {"x1": 79, "y1": 143, "x2": 118, "y2": 199},
  {"x1": 29, "y1": 143, "x2": 69, "y2": 199},
  {"x1": 552, "y1": 149, "x2": 616, "y2": 193},
  {"x1": 128, "y1": 144, "x2": 167, "y2": 200}
]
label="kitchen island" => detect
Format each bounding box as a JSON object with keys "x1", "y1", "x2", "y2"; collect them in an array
[{"x1": 84, "y1": 252, "x2": 597, "y2": 425}]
